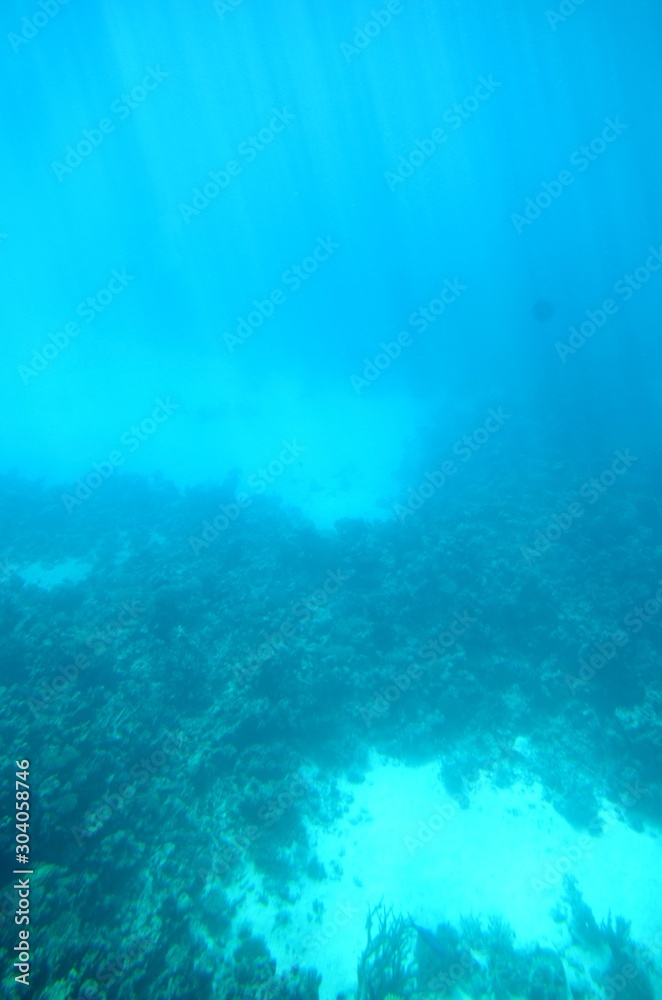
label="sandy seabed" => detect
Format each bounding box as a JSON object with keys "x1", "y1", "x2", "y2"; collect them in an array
[{"x1": 230, "y1": 754, "x2": 662, "y2": 1000}]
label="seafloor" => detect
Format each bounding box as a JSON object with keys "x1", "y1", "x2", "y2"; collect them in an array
[{"x1": 1, "y1": 434, "x2": 661, "y2": 999}]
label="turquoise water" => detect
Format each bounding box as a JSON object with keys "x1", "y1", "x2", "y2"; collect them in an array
[{"x1": 1, "y1": 1, "x2": 662, "y2": 997}]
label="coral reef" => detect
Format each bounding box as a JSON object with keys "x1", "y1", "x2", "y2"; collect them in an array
[
  {"x1": 357, "y1": 903, "x2": 416, "y2": 1000},
  {"x1": 2, "y1": 446, "x2": 661, "y2": 994}
]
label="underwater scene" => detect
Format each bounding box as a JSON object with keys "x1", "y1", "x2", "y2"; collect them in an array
[{"x1": 1, "y1": 0, "x2": 662, "y2": 997}]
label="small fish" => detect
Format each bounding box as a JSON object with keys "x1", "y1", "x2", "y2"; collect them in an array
[
  {"x1": 409, "y1": 918, "x2": 448, "y2": 961},
  {"x1": 468, "y1": 948, "x2": 489, "y2": 972}
]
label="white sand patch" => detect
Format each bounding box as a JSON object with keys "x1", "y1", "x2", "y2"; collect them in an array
[
  {"x1": 16, "y1": 558, "x2": 92, "y2": 589},
  {"x1": 229, "y1": 753, "x2": 662, "y2": 1000}
]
